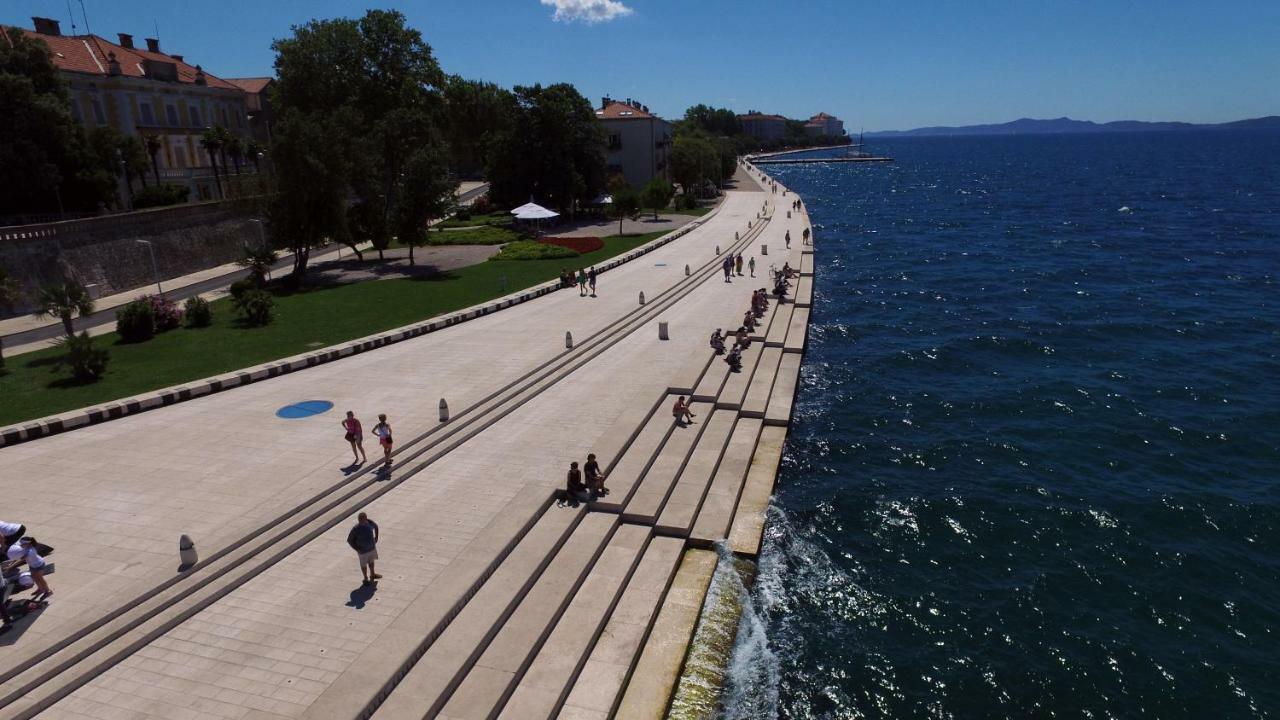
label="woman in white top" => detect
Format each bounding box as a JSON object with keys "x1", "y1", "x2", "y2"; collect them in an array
[{"x1": 7, "y1": 537, "x2": 51, "y2": 597}]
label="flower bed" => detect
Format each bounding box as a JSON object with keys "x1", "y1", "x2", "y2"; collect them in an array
[{"x1": 540, "y1": 236, "x2": 603, "y2": 254}]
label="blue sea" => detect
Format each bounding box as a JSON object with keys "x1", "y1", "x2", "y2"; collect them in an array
[{"x1": 727, "y1": 132, "x2": 1280, "y2": 719}]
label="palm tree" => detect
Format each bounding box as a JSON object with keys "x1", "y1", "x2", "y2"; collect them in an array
[
  {"x1": 145, "y1": 135, "x2": 163, "y2": 186},
  {"x1": 0, "y1": 269, "x2": 20, "y2": 369},
  {"x1": 225, "y1": 135, "x2": 245, "y2": 176},
  {"x1": 200, "y1": 127, "x2": 225, "y2": 198},
  {"x1": 236, "y1": 244, "x2": 278, "y2": 285},
  {"x1": 246, "y1": 140, "x2": 263, "y2": 173},
  {"x1": 36, "y1": 280, "x2": 95, "y2": 339}
]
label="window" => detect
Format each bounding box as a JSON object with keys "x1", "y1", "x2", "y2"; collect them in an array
[
  {"x1": 90, "y1": 97, "x2": 106, "y2": 125},
  {"x1": 166, "y1": 105, "x2": 179, "y2": 127},
  {"x1": 189, "y1": 106, "x2": 201, "y2": 127},
  {"x1": 608, "y1": 133, "x2": 622, "y2": 151},
  {"x1": 140, "y1": 102, "x2": 154, "y2": 125}
]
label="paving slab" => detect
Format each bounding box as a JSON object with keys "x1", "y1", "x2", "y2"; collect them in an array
[
  {"x1": 799, "y1": 252, "x2": 814, "y2": 276},
  {"x1": 764, "y1": 302, "x2": 794, "y2": 347},
  {"x1": 728, "y1": 426, "x2": 788, "y2": 557},
  {"x1": 689, "y1": 419, "x2": 764, "y2": 548},
  {"x1": 653, "y1": 412, "x2": 737, "y2": 537},
  {"x1": 620, "y1": 402, "x2": 712, "y2": 524},
  {"x1": 764, "y1": 352, "x2": 803, "y2": 427},
  {"x1": 612, "y1": 549, "x2": 717, "y2": 720},
  {"x1": 794, "y1": 275, "x2": 813, "y2": 308},
  {"x1": 495, "y1": 523, "x2": 651, "y2": 720}
]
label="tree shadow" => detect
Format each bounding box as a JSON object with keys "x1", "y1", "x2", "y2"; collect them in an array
[
  {"x1": 345, "y1": 582, "x2": 377, "y2": 609},
  {"x1": 45, "y1": 374, "x2": 100, "y2": 390}
]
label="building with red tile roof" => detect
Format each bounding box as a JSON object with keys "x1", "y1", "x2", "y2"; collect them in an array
[
  {"x1": 737, "y1": 112, "x2": 788, "y2": 141},
  {"x1": 3, "y1": 17, "x2": 256, "y2": 201},
  {"x1": 805, "y1": 111, "x2": 845, "y2": 137},
  {"x1": 595, "y1": 97, "x2": 672, "y2": 189}
]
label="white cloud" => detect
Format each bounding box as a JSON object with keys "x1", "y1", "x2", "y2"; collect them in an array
[{"x1": 540, "y1": 0, "x2": 634, "y2": 24}]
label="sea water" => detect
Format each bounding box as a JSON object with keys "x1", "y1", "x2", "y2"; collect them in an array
[{"x1": 723, "y1": 131, "x2": 1280, "y2": 719}]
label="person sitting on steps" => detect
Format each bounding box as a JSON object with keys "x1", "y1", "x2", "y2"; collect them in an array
[
  {"x1": 566, "y1": 461, "x2": 591, "y2": 504},
  {"x1": 672, "y1": 396, "x2": 696, "y2": 426},
  {"x1": 710, "y1": 329, "x2": 726, "y2": 354},
  {"x1": 735, "y1": 327, "x2": 751, "y2": 349},
  {"x1": 725, "y1": 344, "x2": 743, "y2": 372}
]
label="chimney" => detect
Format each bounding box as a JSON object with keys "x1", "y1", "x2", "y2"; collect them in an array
[
  {"x1": 601, "y1": 96, "x2": 610, "y2": 109},
  {"x1": 32, "y1": 17, "x2": 61, "y2": 36},
  {"x1": 194, "y1": 65, "x2": 207, "y2": 86},
  {"x1": 170, "y1": 54, "x2": 183, "y2": 62},
  {"x1": 117, "y1": 33, "x2": 134, "y2": 49},
  {"x1": 107, "y1": 51, "x2": 121, "y2": 76},
  {"x1": 145, "y1": 37, "x2": 160, "y2": 53}
]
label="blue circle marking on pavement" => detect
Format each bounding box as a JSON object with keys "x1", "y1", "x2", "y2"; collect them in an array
[
  {"x1": 276, "y1": 400, "x2": 334, "y2": 419},
  {"x1": 654, "y1": 262, "x2": 667, "y2": 266}
]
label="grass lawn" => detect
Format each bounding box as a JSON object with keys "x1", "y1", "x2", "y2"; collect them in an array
[
  {"x1": 435, "y1": 212, "x2": 513, "y2": 229},
  {"x1": 384, "y1": 226, "x2": 523, "y2": 249},
  {"x1": 665, "y1": 204, "x2": 716, "y2": 217},
  {"x1": 0, "y1": 231, "x2": 669, "y2": 427}
]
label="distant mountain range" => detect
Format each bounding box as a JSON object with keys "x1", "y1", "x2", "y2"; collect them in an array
[{"x1": 866, "y1": 115, "x2": 1280, "y2": 137}]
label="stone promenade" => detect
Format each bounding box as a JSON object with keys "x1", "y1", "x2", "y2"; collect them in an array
[{"x1": 1, "y1": 163, "x2": 812, "y2": 719}]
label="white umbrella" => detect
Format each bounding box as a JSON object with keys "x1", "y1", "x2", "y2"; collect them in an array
[
  {"x1": 514, "y1": 206, "x2": 560, "y2": 220},
  {"x1": 511, "y1": 202, "x2": 547, "y2": 215},
  {"x1": 591, "y1": 193, "x2": 613, "y2": 205}
]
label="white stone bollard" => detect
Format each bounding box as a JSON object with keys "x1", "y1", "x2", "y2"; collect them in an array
[
  {"x1": 735, "y1": 231, "x2": 740, "y2": 240},
  {"x1": 715, "y1": 245, "x2": 720, "y2": 254},
  {"x1": 685, "y1": 264, "x2": 691, "y2": 276},
  {"x1": 748, "y1": 221, "x2": 753, "y2": 229},
  {"x1": 179, "y1": 534, "x2": 198, "y2": 568},
  {"x1": 639, "y1": 291, "x2": 646, "y2": 306},
  {"x1": 761, "y1": 244, "x2": 768, "y2": 255},
  {"x1": 658, "y1": 321, "x2": 669, "y2": 340},
  {"x1": 787, "y1": 211, "x2": 791, "y2": 219},
  {"x1": 439, "y1": 398, "x2": 449, "y2": 423},
  {"x1": 565, "y1": 331, "x2": 573, "y2": 349}
]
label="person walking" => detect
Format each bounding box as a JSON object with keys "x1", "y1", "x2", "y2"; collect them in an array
[
  {"x1": 803, "y1": 227, "x2": 811, "y2": 245},
  {"x1": 346, "y1": 512, "x2": 381, "y2": 585},
  {"x1": 735, "y1": 254, "x2": 744, "y2": 276},
  {"x1": 748, "y1": 256, "x2": 756, "y2": 277},
  {"x1": 577, "y1": 269, "x2": 589, "y2": 296},
  {"x1": 785, "y1": 230, "x2": 791, "y2": 249},
  {"x1": 341, "y1": 411, "x2": 367, "y2": 465},
  {"x1": 722, "y1": 256, "x2": 733, "y2": 283},
  {"x1": 588, "y1": 266, "x2": 598, "y2": 297},
  {"x1": 372, "y1": 414, "x2": 393, "y2": 466}
]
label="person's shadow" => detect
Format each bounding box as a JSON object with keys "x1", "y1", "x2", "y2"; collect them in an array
[{"x1": 346, "y1": 582, "x2": 377, "y2": 609}]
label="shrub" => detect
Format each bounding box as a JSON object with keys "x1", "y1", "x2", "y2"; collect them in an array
[
  {"x1": 115, "y1": 300, "x2": 156, "y2": 343},
  {"x1": 426, "y1": 226, "x2": 521, "y2": 246},
  {"x1": 132, "y1": 184, "x2": 190, "y2": 209},
  {"x1": 453, "y1": 206, "x2": 472, "y2": 221},
  {"x1": 184, "y1": 296, "x2": 212, "y2": 328},
  {"x1": 674, "y1": 193, "x2": 699, "y2": 210},
  {"x1": 143, "y1": 294, "x2": 183, "y2": 332},
  {"x1": 541, "y1": 236, "x2": 604, "y2": 253},
  {"x1": 490, "y1": 240, "x2": 579, "y2": 261},
  {"x1": 470, "y1": 194, "x2": 493, "y2": 215},
  {"x1": 55, "y1": 332, "x2": 109, "y2": 381},
  {"x1": 229, "y1": 278, "x2": 255, "y2": 300},
  {"x1": 234, "y1": 289, "x2": 275, "y2": 326}
]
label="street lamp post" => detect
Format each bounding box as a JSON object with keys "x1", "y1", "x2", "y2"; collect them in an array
[{"x1": 136, "y1": 239, "x2": 162, "y2": 296}]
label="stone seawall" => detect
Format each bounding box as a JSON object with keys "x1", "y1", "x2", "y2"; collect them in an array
[{"x1": 0, "y1": 202, "x2": 265, "y2": 316}]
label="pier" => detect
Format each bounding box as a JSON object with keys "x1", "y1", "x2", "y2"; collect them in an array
[
  {"x1": 752, "y1": 155, "x2": 894, "y2": 164},
  {"x1": 0, "y1": 163, "x2": 812, "y2": 719}
]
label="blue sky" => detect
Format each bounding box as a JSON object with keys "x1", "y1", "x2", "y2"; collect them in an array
[{"x1": 5, "y1": 0, "x2": 1278, "y2": 131}]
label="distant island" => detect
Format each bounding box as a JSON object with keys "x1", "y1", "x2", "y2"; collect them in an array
[{"x1": 866, "y1": 115, "x2": 1280, "y2": 137}]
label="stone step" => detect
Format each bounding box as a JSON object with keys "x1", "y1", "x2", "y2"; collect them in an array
[
  {"x1": 794, "y1": 275, "x2": 813, "y2": 308},
  {"x1": 368, "y1": 504, "x2": 586, "y2": 720},
  {"x1": 728, "y1": 425, "x2": 788, "y2": 556},
  {"x1": 586, "y1": 393, "x2": 667, "y2": 480},
  {"x1": 783, "y1": 307, "x2": 810, "y2": 353},
  {"x1": 667, "y1": 350, "x2": 713, "y2": 396},
  {"x1": 715, "y1": 342, "x2": 764, "y2": 411},
  {"x1": 556, "y1": 536, "x2": 684, "y2": 719},
  {"x1": 799, "y1": 252, "x2": 814, "y2": 276},
  {"x1": 494, "y1": 524, "x2": 658, "y2": 720},
  {"x1": 688, "y1": 418, "x2": 765, "y2": 548},
  {"x1": 439, "y1": 515, "x2": 633, "y2": 720},
  {"x1": 653, "y1": 411, "x2": 737, "y2": 537},
  {"x1": 613, "y1": 549, "x2": 718, "y2": 720},
  {"x1": 621, "y1": 402, "x2": 713, "y2": 524},
  {"x1": 764, "y1": 302, "x2": 794, "y2": 347},
  {"x1": 589, "y1": 397, "x2": 678, "y2": 513},
  {"x1": 752, "y1": 301, "x2": 782, "y2": 341},
  {"x1": 690, "y1": 350, "x2": 730, "y2": 402},
  {"x1": 764, "y1": 352, "x2": 802, "y2": 427},
  {"x1": 740, "y1": 346, "x2": 782, "y2": 418}
]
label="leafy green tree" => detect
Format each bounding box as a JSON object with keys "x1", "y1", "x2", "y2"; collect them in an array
[
  {"x1": 487, "y1": 83, "x2": 606, "y2": 216},
  {"x1": 118, "y1": 135, "x2": 149, "y2": 192},
  {"x1": 641, "y1": 178, "x2": 674, "y2": 219},
  {"x1": 683, "y1": 104, "x2": 741, "y2": 136},
  {"x1": 670, "y1": 134, "x2": 718, "y2": 197},
  {"x1": 442, "y1": 76, "x2": 516, "y2": 177},
  {"x1": 36, "y1": 279, "x2": 95, "y2": 338},
  {"x1": 608, "y1": 176, "x2": 640, "y2": 235},
  {"x1": 395, "y1": 142, "x2": 456, "y2": 265}
]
